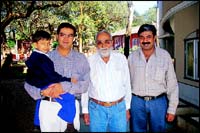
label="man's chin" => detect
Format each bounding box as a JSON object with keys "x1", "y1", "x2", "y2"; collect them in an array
[{"x1": 100, "y1": 53, "x2": 110, "y2": 58}]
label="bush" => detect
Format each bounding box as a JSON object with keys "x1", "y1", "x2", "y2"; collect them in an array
[{"x1": 7, "y1": 39, "x2": 16, "y2": 48}]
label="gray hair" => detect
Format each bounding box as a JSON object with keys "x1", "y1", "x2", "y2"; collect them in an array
[{"x1": 95, "y1": 30, "x2": 112, "y2": 42}]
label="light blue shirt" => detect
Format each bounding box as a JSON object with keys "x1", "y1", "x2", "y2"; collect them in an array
[{"x1": 24, "y1": 48, "x2": 90, "y2": 100}]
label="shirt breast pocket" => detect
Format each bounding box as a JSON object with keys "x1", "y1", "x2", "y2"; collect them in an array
[
  {"x1": 154, "y1": 66, "x2": 166, "y2": 82},
  {"x1": 112, "y1": 69, "x2": 122, "y2": 82}
]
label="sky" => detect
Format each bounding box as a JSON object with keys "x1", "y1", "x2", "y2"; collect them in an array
[{"x1": 132, "y1": 1, "x2": 157, "y2": 15}]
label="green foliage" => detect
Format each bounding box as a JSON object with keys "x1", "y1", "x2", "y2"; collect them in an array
[
  {"x1": 54, "y1": 1, "x2": 128, "y2": 48},
  {"x1": 1, "y1": 1, "x2": 67, "y2": 45},
  {"x1": 31, "y1": 43, "x2": 35, "y2": 50},
  {"x1": 143, "y1": 7, "x2": 157, "y2": 24},
  {"x1": 118, "y1": 47, "x2": 124, "y2": 54},
  {"x1": 52, "y1": 41, "x2": 58, "y2": 49},
  {"x1": 2, "y1": 1, "x2": 156, "y2": 53},
  {"x1": 9, "y1": 8, "x2": 61, "y2": 41},
  {"x1": 130, "y1": 45, "x2": 140, "y2": 52},
  {"x1": 6, "y1": 39, "x2": 16, "y2": 48},
  {"x1": 132, "y1": 7, "x2": 157, "y2": 26},
  {"x1": 118, "y1": 46, "x2": 140, "y2": 54}
]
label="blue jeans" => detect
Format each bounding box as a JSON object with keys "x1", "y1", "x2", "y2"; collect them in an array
[
  {"x1": 130, "y1": 95, "x2": 167, "y2": 132},
  {"x1": 34, "y1": 99, "x2": 41, "y2": 126},
  {"x1": 89, "y1": 99, "x2": 127, "y2": 132}
]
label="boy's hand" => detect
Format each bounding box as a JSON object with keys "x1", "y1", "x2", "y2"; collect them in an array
[
  {"x1": 71, "y1": 77, "x2": 78, "y2": 84},
  {"x1": 46, "y1": 83, "x2": 64, "y2": 98}
]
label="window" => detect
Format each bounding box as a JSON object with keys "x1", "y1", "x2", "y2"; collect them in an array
[{"x1": 184, "y1": 30, "x2": 199, "y2": 81}]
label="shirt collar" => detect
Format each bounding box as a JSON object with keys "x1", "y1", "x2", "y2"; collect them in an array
[
  {"x1": 138, "y1": 46, "x2": 158, "y2": 59},
  {"x1": 55, "y1": 47, "x2": 74, "y2": 58},
  {"x1": 34, "y1": 49, "x2": 49, "y2": 57}
]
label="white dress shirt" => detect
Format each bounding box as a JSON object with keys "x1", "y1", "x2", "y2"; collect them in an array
[{"x1": 81, "y1": 51, "x2": 132, "y2": 114}]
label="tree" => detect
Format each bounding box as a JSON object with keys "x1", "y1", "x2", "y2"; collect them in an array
[
  {"x1": 54, "y1": 1, "x2": 128, "y2": 52},
  {"x1": 143, "y1": 7, "x2": 157, "y2": 24},
  {"x1": 1, "y1": 1, "x2": 68, "y2": 45},
  {"x1": 124, "y1": 1, "x2": 134, "y2": 58},
  {"x1": 132, "y1": 6, "x2": 157, "y2": 26},
  {"x1": 1, "y1": 1, "x2": 129, "y2": 53}
]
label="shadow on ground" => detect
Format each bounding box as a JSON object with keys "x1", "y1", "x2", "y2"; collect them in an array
[
  {"x1": 0, "y1": 78, "x2": 199, "y2": 132},
  {"x1": 1, "y1": 79, "x2": 35, "y2": 132}
]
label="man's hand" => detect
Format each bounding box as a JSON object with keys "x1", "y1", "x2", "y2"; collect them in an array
[
  {"x1": 71, "y1": 77, "x2": 78, "y2": 84},
  {"x1": 126, "y1": 110, "x2": 130, "y2": 121},
  {"x1": 166, "y1": 113, "x2": 175, "y2": 122},
  {"x1": 83, "y1": 113, "x2": 90, "y2": 125},
  {"x1": 41, "y1": 88, "x2": 51, "y2": 97},
  {"x1": 46, "y1": 83, "x2": 64, "y2": 98}
]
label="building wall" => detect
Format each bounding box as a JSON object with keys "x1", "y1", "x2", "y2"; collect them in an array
[
  {"x1": 112, "y1": 33, "x2": 140, "y2": 50},
  {"x1": 174, "y1": 3, "x2": 199, "y2": 87},
  {"x1": 162, "y1": 1, "x2": 182, "y2": 15},
  {"x1": 161, "y1": 1, "x2": 199, "y2": 106},
  {"x1": 130, "y1": 33, "x2": 139, "y2": 48},
  {"x1": 113, "y1": 35, "x2": 125, "y2": 49}
]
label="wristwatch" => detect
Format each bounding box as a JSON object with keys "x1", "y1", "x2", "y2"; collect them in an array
[{"x1": 40, "y1": 90, "x2": 43, "y2": 96}]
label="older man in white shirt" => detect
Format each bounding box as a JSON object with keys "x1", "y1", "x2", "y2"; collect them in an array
[{"x1": 81, "y1": 30, "x2": 132, "y2": 132}]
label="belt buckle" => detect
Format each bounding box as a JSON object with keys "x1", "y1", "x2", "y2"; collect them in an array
[
  {"x1": 43, "y1": 97, "x2": 56, "y2": 102},
  {"x1": 104, "y1": 102, "x2": 112, "y2": 106},
  {"x1": 144, "y1": 96, "x2": 152, "y2": 101}
]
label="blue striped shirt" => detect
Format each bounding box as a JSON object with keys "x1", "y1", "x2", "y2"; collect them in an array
[{"x1": 24, "y1": 48, "x2": 90, "y2": 100}]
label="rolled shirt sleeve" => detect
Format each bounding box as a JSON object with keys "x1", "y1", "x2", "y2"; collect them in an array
[{"x1": 24, "y1": 82, "x2": 42, "y2": 100}]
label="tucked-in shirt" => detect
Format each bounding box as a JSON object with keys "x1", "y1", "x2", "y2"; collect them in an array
[
  {"x1": 128, "y1": 47, "x2": 179, "y2": 114},
  {"x1": 81, "y1": 51, "x2": 132, "y2": 114},
  {"x1": 24, "y1": 48, "x2": 90, "y2": 100}
]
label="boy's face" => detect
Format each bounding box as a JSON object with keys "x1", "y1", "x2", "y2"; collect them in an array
[{"x1": 34, "y1": 39, "x2": 51, "y2": 53}]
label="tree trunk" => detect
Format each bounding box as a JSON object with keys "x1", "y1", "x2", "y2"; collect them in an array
[
  {"x1": 124, "y1": 1, "x2": 134, "y2": 58},
  {"x1": 79, "y1": 36, "x2": 83, "y2": 53},
  {"x1": 124, "y1": 36, "x2": 130, "y2": 58}
]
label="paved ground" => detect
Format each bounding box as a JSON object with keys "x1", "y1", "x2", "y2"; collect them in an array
[
  {"x1": 1, "y1": 79, "x2": 199, "y2": 132},
  {"x1": 0, "y1": 79, "x2": 90, "y2": 132}
]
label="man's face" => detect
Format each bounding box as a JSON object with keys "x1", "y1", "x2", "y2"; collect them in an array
[
  {"x1": 96, "y1": 32, "x2": 113, "y2": 57},
  {"x1": 57, "y1": 27, "x2": 75, "y2": 50},
  {"x1": 139, "y1": 31, "x2": 156, "y2": 51}
]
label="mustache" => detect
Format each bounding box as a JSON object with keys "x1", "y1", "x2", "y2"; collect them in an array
[{"x1": 142, "y1": 42, "x2": 150, "y2": 45}]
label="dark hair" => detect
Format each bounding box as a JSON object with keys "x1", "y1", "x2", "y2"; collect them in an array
[
  {"x1": 57, "y1": 22, "x2": 77, "y2": 36},
  {"x1": 32, "y1": 30, "x2": 51, "y2": 43},
  {"x1": 137, "y1": 24, "x2": 157, "y2": 36}
]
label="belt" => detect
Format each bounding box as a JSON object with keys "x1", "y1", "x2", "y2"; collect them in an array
[
  {"x1": 90, "y1": 97, "x2": 124, "y2": 107},
  {"x1": 42, "y1": 97, "x2": 56, "y2": 102},
  {"x1": 132, "y1": 93, "x2": 166, "y2": 101}
]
